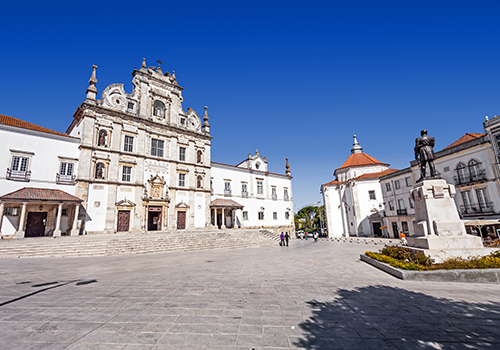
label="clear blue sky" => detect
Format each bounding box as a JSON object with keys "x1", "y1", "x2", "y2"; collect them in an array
[{"x1": 1, "y1": 1, "x2": 500, "y2": 211}]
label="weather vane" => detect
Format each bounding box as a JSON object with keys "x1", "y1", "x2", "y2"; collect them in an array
[{"x1": 156, "y1": 59, "x2": 163, "y2": 68}]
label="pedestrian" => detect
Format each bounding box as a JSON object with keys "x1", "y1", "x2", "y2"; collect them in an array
[
  {"x1": 280, "y1": 232, "x2": 285, "y2": 246},
  {"x1": 314, "y1": 232, "x2": 318, "y2": 242},
  {"x1": 284, "y1": 232, "x2": 290, "y2": 246},
  {"x1": 399, "y1": 232, "x2": 407, "y2": 246},
  {"x1": 304, "y1": 232, "x2": 308, "y2": 240}
]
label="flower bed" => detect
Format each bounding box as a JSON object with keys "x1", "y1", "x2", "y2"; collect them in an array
[{"x1": 365, "y1": 246, "x2": 500, "y2": 271}]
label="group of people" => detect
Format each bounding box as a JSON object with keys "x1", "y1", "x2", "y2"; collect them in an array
[
  {"x1": 304, "y1": 231, "x2": 319, "y2": 242},
  {"x1": 279, "y1": 232, "x2": 290, "y2": 246}
]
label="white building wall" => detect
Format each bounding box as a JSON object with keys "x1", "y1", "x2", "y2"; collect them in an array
[{"x1": 211, "y1": 163, "x2": 294, "y2": 231}]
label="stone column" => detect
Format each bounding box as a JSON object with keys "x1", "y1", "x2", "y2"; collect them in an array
[
  {"x1": 14, "y1": 202, "x2": 27, "y2": 238},
  {"x1": 0, "y1": 202, "x2": 4, "y2": 235},
  {"x1": 212, "y1": 208, "x2": 217, "y2": 229},
  {"x1": 53, "y1": 203, "x2": 63, "y2": 237},
  {"x1": 70, "y1": 204, "x2": 80, "y2": 236},
  {"x1": 221, "y1": 208, "x2": 226, "y2": 229}
]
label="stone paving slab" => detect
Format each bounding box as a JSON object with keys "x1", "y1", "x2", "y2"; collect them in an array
[{"x1": 0, "y1": 240, "x2": 499, "y2": 349}]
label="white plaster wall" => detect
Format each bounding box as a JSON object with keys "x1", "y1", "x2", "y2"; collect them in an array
[
  {"x1": 211, "y1": 163, "x2": 293, "y2": 228},
  {"x1": 352, "y1": 179, "x2": 384, "y2": 236},
  {"x1": 85, "y1": 184, "x2": 109, "y2": 232},
  {"x1": 194, "y1": 192, "x2": 205, "y2": 228},
  {"x1": 0, "y1": 127, "x2": 80, "y2": 196},
  {"x1": 322, "y1": 185, "x2": 345, "y2": 237}
]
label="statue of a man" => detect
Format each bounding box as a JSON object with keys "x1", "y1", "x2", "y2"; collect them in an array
[{"x1": 415, "y1": 129, "x2": 436, "y2": 182}]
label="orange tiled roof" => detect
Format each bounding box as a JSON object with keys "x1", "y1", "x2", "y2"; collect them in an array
[
  {"x1": 442, "y1": 133, "x2": 485, "y2": 151},
  {"x1": 0, "y1": 188, "x2": 82, "y2": 202},
  {"x1": 351, "y1": 168, "x2": 400, "y2": 180},
  {"x1": 209, "y1": 198, "x2": 244, "y2": 208},
  {"x1": 0, "y1": 114, "x2": 72, "y2": 138},
  {"x1": 336, "y1": 152, "x2": 388, "y2": 171}
]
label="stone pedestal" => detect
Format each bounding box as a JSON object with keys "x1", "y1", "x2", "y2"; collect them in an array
[{"x1": 408, "y1": 179, "x2": 484, "y2": 260}]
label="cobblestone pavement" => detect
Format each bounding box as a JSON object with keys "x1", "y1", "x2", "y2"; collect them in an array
[{"x1": 0, "y1": 239, "x2": 499, "y2": 349}]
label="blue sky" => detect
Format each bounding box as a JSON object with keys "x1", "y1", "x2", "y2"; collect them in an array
[{"x1": 1, "y1": 1, "x2": 500, "y2": 211}]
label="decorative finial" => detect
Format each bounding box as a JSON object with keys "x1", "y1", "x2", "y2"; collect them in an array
[
  {"x1": 86, "y1": 65, "x2": 98, "y2": 102},
  {"x1": 141, "y1": 58, "x2": 146, "y2": 68},
  {"x1": 285, "y1": 158, "x2": 291, "y2": 176},
  {"x1": 485, "y1": 115, "x2": 489, "y2": 121},
  {"x1": 202, "y1": 106, "x2": 210, "y2": 133},
  {"x1": 248, "y1": 152, "x2": 252, "y2": 159},
  {"x1": 351, "y1": 134, "x2": 363, "y2": 154},
  {"x1": 255, "y1": 149, "x2": 259, "y2": 156}
]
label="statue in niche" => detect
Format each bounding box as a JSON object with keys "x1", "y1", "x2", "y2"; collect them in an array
[
  {"x1": 95, "y1": 163, "x2": 105, "y2": 179},
  {"x1": 415, "y1": 129, "x2": 437, "y2": 182},
  {"x1": 153, "y1": 100, "x2": 165, "y2": 118},
  {"x1": 98, "y1": 130, "x2": 107, "y2": 146},
  {"x1": 197, "y1": 176, "x2": 202, "y2": 189},
  {"x1": 197, "y1": 150, "x2": 203, "y2": 164}
]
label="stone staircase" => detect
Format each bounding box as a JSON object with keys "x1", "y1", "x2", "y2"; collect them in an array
[{"x1": 0, "y1": 229, "x2": 280, "y2": 258}]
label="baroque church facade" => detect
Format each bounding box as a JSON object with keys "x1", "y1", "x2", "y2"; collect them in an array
[{"x1": 0, "y1": 60, "x2": 294, "y2": 237}]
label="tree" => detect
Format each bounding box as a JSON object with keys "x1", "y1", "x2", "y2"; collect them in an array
[{"x1": 295, "y1": 206, "x2": 320, "y2": 230}]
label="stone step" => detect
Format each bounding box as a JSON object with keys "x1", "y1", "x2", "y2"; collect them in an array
[{"x1": 0, "y1": 229, "x2": 278, "y2": 258}]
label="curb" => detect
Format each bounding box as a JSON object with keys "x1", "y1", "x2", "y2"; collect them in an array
[{"x1": 360, "y1": 254, "x2": 500, "y2": 284}]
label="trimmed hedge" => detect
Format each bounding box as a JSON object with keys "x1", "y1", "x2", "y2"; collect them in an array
[{"x1": 366, "y1": 246, "x2": 500, "y2": 271}]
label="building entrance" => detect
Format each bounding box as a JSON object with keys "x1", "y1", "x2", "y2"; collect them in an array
[
  {"x1": 148, "y1": 206, "x2": 162, "y2": 231},
  {"x1": 177, "y1": 211, "x2": 186, "y2": 229},
  {"x1": 25, "y1": 212, "x2": 47, "y2": 237},
  {"x1": 117, "y1": 210, "x2": 130, "y2": 232},
  {"x1": 372, "y1": 222, "x2": 382, "y2": 237}
]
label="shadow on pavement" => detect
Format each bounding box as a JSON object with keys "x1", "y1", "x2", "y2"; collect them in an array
[{"x1": 295, "y1": 285, "x2": 500, "y2": 349}]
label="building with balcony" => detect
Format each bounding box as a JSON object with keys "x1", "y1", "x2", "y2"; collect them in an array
[
  {"x1": 210, "y1": 151, "x2": 294, "y2": 235},
  {"x1": 379, "y1": 168, "x2": 416, "y2": 238}
]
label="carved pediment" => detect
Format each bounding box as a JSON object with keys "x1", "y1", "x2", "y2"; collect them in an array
[
  {"x1": 175, "y1": 201, "x2": 190, "y2": 209},
  {"x1": 116, "y1": 199, "x2": 135, "y2": 207}
]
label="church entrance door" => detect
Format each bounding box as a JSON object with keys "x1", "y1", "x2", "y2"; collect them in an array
[
  {"x1": 148, "y1": 206, "x2": 162, "y2": 231},
  {"x1": 117, "y1": 211, "x2": 130, "y2": 232},
  {"x1": 177, "y1": 211, "x2": 186, "y2": 229},
  {"x1": 25, "y1": 212, "x2": 47, "y2": 237}
]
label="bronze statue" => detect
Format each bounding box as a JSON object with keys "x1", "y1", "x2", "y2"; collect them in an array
[{"x1": 415, "y1": 129, "x2": 436, "y2": 182}]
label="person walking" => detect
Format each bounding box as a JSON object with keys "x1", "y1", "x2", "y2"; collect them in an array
[
  {"x1": 284, "y1": 232, "x2": 290, "y2": 246},
  {"x1": 280, "y1": 232, "x2": 285, "y2": 246},
  {"x1": 304, "y1": 232, "x2": 308, "y2": 240},
  {"x1": 314, "y1": 232, "x2": 318, "y2": 242}
]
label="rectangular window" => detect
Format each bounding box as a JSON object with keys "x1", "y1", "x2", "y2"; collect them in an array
[
  {"x1": 273, "y1": 212, "x2": 277, "y2": 220},
  {"x1": 179, "y1": 173, "x2": 186, "y2": 187},
  {"x1": 225, "y1": 181, "x2": 231, "y2": 191},
  {"x1": 409, "y1": 197, "x2": 414, "y2": 209},
  {"x1": 151, "y1": 139, "x2": 164, "y2": 157},
  {"x1": 369, "y1": 190, "x2": 376, "y2": 200},
  {"x1": 179, "y1": 147, "x2": 186, "y2": 161},
  {"x1": 272, "y1": 187, "x2": 277, "y2": 199},
  {"x1": 398, "y1": 199, "x2": 405, "y2": 210},
  {"x1": 401, "y1": 221, "x2": 409, "y2": 233},
  {"x1": 4, "y1": 207, "x2": 19, "y2": 216},
  {"x1": 395, "y1": 180, "x2": 400, "y2": 189},
  {"x1": 284, "y1": 188, "x2": 289, "y2": 200},
  {"x1": 122, "y1": 166, "x2": 131, "y2": 182},
  {"x1": 388, "y1": 201, "x2": 394, "y2": 210},
  {"x1": 124, "y1": 136, "x2": 134, "y2": 152},
  {"x1": 127, "y1": 102, "x2": 134, "y2": 110},
  {"x1": 12, "y1": 156, "x2": 28, "y2": 172},
  {"x1": 385, "y1": 183, "x2": 391, "y2": 192},
  {"x1": 285, "y1": 212, "x2": 290, "y2": 220},
  {"x1": 258, "y1": 211, "x2": 264, "y2": 220},
  {"x1": 405, "y1": 177, "x2": 412, "y2": 187},
  {"x1": 242, "y1": 183, "x2": 247, "y2": 192},
  {"x1": 257, "y1": 180, "x2": 263, "y2": 194},
  {"x1": 242, "y1": 211, "x2": 248, "y2": 220},
  {"x1": 60, "y1": 162, "x2": 73, "y2": 176}
]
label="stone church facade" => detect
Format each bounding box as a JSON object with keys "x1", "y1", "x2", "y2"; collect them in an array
[
  {"x1": 0, "y1": 60, "x2": 294, "y2": 237},
  {"x1": 66, "y1": 61, "x2": 212, "y2": 233}
]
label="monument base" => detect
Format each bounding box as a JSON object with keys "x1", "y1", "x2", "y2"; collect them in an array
[
  {"x1": 407, "y1": 235, "x2": 483, "y2": 250},
  {"x1": 409, "y1": 246, "x2": 498, "y2": 263}
]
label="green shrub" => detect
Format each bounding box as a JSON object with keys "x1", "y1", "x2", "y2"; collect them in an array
[{"x1": 365, "y1": 246, "x2": 500, "y2": 271}]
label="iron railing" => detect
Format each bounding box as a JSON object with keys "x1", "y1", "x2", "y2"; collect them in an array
[{"x1": 6, "y1": 168, "x2": 31, "y2": 181}]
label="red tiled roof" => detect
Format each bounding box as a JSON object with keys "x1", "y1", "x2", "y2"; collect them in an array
[
  {"x1": 336, "y1": 153, "x2": 388, "y2": 171},
  {"x1": 321, "y1": 179, "x2": 344, "y2": 187},
  {"x1": 0, "y1": 114, "x2": 74, "y2": 138},
  {"x1": 442, "y1": 133, "x2": 485, "y2": 150},
  {"x1": 0, "y1": 188, "x2": 82, "y2": 202},
  {"x1": 351, "y1": 168, "x2": 400, "y2": 180},
  {"x1": 210, "y1": 198, "x2": 244, "y2": 208}
]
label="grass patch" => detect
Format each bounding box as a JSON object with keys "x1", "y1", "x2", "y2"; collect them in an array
[{"x1": 365, "y1": 246, "x2": 500, "y2": 271}]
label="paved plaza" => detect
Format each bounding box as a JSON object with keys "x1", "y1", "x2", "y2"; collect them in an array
[{"x1": 0, "y1": 239, "x2": 499, "y2": 349}]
